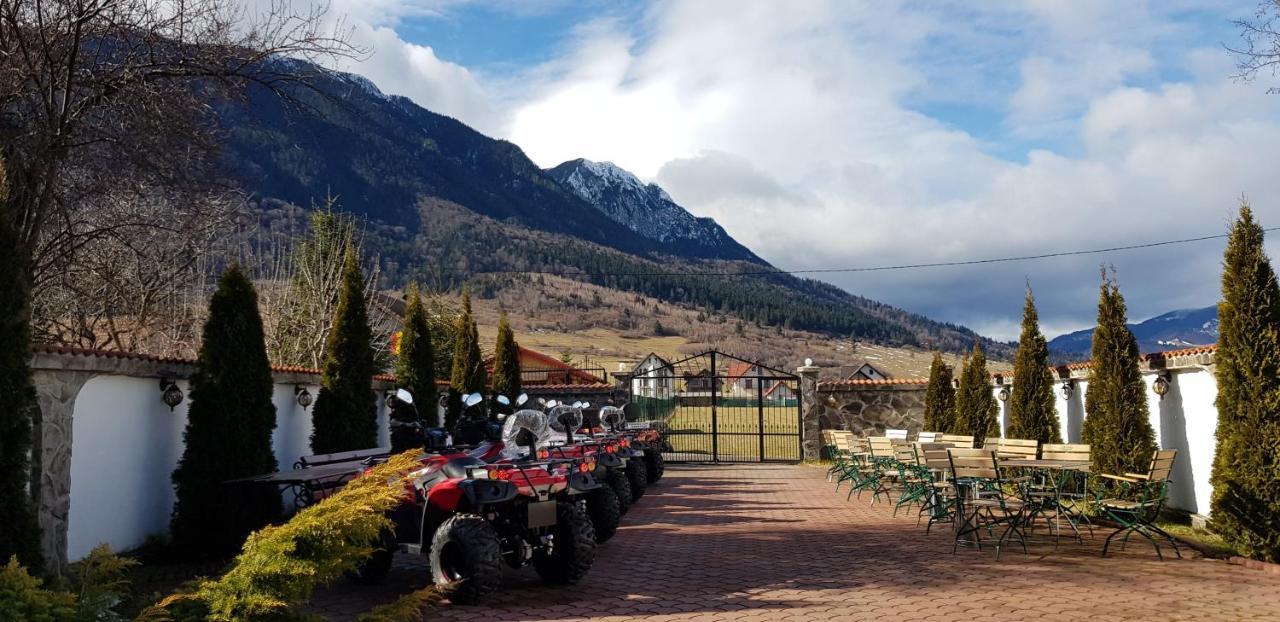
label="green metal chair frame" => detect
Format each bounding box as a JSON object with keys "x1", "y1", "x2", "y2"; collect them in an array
[
  {"x1": 1094, "y1": 449, "x2": 1181, "y2": 560},
  {"x1": 949, "y1": 448, "x2": 1029, "y2": 560}
]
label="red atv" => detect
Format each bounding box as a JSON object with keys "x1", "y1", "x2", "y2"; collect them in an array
[
  {"x1": 599, "y1": 404, "x2": 666, "y2": 484},
  {"x1": 362, "y1": 392, "x2": 599, "y2": 605},
  {"x1": 541, "y1": 404, "x2": 630, "y2": 542}
]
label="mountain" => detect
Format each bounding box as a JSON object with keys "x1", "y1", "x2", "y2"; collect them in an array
[
  {"x1": 1048, "y1": 306, "x2": 1218, "y2": 358},
  {"x1": 547, "y1": 159, "x2": 761, "y2": 262},
  {"x1": 210, "y1": 65, "x2": 1010, "y2": 357}
]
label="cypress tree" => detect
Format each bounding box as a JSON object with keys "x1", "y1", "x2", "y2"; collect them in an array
[
  {"x1": 491, "y1": 311, "x2": 522, "y2": 401},
  {"x1": 1082, "y1": 269, "x2": 1156, "y2": 477},
  {"x1": 922, "y1": 353, "x2": 955, "y2": 433},
  {"x1": 448, "y1": 290, "x2": 486, "y2": 429},
  {"x1": 1007, "y1": 284, "x2": 1062, "y2": 443},
  {"x1": 1210, "y1": 204, "x2": 1280, "y2": 562},
  {"x1": 955, "y1": 342, "x2": 999, "y2": 445},
  {"x1": 0, "y1": 156, "x2": 43, "y2": 571},
  {"x1": 394, "y1": 283, "x2": 437, "y2": 432},
  {"x1": 310, "y1": 245, "x2": 377, "y2": 454},
  {"x1": 171, "y1": 266, "x2": 281, "y2": 557}
]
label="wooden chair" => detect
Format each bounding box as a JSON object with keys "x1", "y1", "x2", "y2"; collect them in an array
[
  {"x1": 916, "y1": 431, "x2": 941, "y2": 443},
  {"x1": 989, "y1": 438, "x2": 1039, "y2": 459},
  {"x1": 1095, "y1": 449, "x2": 1181, "y2": 560},
  {"x1": 862, "y1": 437, "x2": 900, "y2": 503},
  {"x1": 918, "y1": 442, "x2": 956, "y2": 532},
  {"x1": 939, "y1": 434, "x2": 976, "y2": 448},
  {"x1": 885, "y1": 428, "x2": 909, "y2": 440},
  {"x1": 1041, "y1": 443, "x2": 1090, "y2": 461},
  {"x1": 891, "y1": 442, "x2": 927, "y2": 516},
  {"x1": 948, "y1": 448, "x2": 1028, "y2": 560}
]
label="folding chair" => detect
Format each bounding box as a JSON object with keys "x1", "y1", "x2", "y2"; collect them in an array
[
  {"x1": 1094, "y1": 449, "x2": 1181, "y2": 560},
  {"x1": 918, "y1": 442, "x2": 956, "y2": 533},
  {"x1": 939, "y1": 434, "x2": 976, "y2": 448},
  {"x1": 949, "y1": 448, "x2": 1028, "y2": 560},
  {"x1": 916, "y1": 431, "x2": 941, "y2": 443}
]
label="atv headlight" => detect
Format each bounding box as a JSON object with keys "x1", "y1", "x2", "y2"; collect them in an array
[{"x1": 468, "y1": 468, "x2": 489, "y2": 479}]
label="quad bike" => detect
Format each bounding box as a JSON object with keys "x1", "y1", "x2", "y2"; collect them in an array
[
  {"x1": 358, "y1": 390, "x2": 599, "y2": 605},
  {"x1": 538, "y1": 403, "x2": 627, "y2": 542},
  {"x1": 598, "y1": 404, "x2": 666, "y2": 486},
  {"x1": 540, "y1": 400, "x2": 643, "y2": 512}
]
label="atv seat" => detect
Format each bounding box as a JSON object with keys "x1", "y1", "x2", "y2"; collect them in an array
[{"x1": 442, "y1": 456, "x2": 488, "y2": 479}]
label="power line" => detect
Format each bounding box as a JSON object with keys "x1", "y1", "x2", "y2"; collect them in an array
[{"x1": 452, "y1": 227, "x2": 1278, "y2": 279}]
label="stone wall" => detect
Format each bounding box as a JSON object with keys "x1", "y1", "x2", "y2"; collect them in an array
[{"x1": 812, "y1": 381, "x2": 928, "y2": 437}]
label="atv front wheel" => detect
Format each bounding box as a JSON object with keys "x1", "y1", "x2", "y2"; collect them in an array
[
  {"x1": 625, "y1": 458, "x2": 648, "y2": 502},
  {"x1": 429, "y1": 514, "x2": 503, "y2": 605},
  {"x1": 644, "y1": 449, "x2": 665, "y2": 483},
  {"x1": 585, "y1": 486, "x2": 621, "y2": 543},
  {"x1": 533, "y1": 502, "x2": 597, "y2": 584},
  {"x1": 605, "y1": 467, "x2": 632, "y2": 515}
]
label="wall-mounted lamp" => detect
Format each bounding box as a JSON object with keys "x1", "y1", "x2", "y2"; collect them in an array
[
  {"x1": 159, "y1": 378, "x2": 184, "y2": 411},
  {"x1": 294, "y1": 386, "x2": 314, "y2": 409},
  {"x1": 1153, "y1": 373, "x2": 1171, "y2": 399},
  {"x1": 1060, "y1": 380, "x2": 1075, "y2": 400},
  {"x1": 994, "y1": 374, "x2": 1005, "y2": 386},
  {"x1": 952, "y1": 378, "x2": 961, "y2": 389},
  {"x1": 997, "y1": 388, "x2": 1010, "y2": 402}
]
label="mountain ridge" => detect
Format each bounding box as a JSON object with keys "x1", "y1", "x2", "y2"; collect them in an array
[{"x1": 1047, "y1": 305, "x2": 1218, "y2": 358}]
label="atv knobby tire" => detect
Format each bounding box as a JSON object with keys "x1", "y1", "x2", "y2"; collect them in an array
[
  {"x1": 625, "y1": 458, "x2": 648, "y2": 502},
  {"x1": 644, "y1": 449, "x2": 665, "y2": 483},
  {"x1": 533, "y1": 501, "x2": 597, "y2": 584},
  {"x1": 585, "y1": 485, "x2": 621, "y2": 543},
  {"x1": 429, "y1": 514, "x2": 503, "y2": 605},
  {"x1": 605, "y1": 467, "x2": 632, "y2": 515}
]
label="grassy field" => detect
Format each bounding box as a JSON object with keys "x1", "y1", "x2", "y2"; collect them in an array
[{"x1": 658, "y1": 405, "x2": 802, "y2": 461}]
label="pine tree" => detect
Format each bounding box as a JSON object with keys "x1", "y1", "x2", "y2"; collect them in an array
[
  {"x1": 1082, "y1": 269, "x2": 1156, "y2": 477},
  {"x1": 448, "y1": 289, "x2": 486, "y2": 429},
  {"x1": 955, "y1": 342, "x2": 999, "y2": 445},
  {"x1": 310, "y1": 245, "x2": 377, "y2": 454},
  {"x1": 1008, "y1": 284, "x2": 1062, "y2": 443},
  {"x1": 1210, "y1": 204, "x2": 1280, "y2": 562},
  {"x1": 923, "y1": 353, "x2": 956, "y2": 433},
  {"x1": 0, "y1": 156, "x2": 43, "y2": 571},
  {"x1": 395, "y1": 283, "x2": 437, "y2": 427},
  {"x1": 491, "y1": 312, "x2": 522, "y2": 402},
  {"x1": 171, "y1": 266, "x2": 281, "y2": 557}
]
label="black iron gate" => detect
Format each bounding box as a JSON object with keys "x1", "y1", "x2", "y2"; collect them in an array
[{"x1": 627, "y1": 351, "x2": 802, "y2": 462}]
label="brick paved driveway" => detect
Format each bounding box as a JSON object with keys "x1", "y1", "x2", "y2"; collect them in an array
[{"x1": 310, "y1": 464, "x2": 1280, "y2": 621}]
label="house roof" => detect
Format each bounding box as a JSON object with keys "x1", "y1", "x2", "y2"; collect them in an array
[
  {"x1": 499, "y1": 346, "x2": 604, "y2": 384},
  {"x1": 1055, "y1": 344, "x2": 1218, "y2": 372},
  {"x1": 631, "y1": 352, "x2": 671, "y2": 373},
  {"x1": 763, "y1": 380, "x2": 792, "y2": 397},
  {"x1": 818, "y1": 378, "x2": 930, "y2": 389},
  {"x1": 725, "y1": 361, "x2": 755, "y2": 381}
]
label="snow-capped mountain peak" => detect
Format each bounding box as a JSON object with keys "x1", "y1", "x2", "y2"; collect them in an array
[{"x1": 546, "y1": 158, "x2": 761, "y2": 263}]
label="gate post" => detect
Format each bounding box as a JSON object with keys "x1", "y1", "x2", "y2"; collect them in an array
[{"x1": 796, "y1": 359, "x2": 822, "y2": 461}]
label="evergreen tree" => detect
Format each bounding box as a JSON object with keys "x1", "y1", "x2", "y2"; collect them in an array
[
  {"x1": 393, "y1": 283, "x2": 437, "y2": 444},
  {"x1": 310, "y1": 245, "x2": 377, "y2": 454},
  {"x1": 955, "y1": 342, "x2": 999, "y2": 445},
  {"x1": 171, "y1": 266, "x2": 281, "y2": 557},
  {"x1": 1007, "y1": 285, "x2": 1062, "y2": 443},
  {"x1": 0, "y1": 156, "x2": 43, "y2": 571},
  {"x1": 1210, "y1": 204, "x2": 1280, "y2": 562},
  {"x1": 922, "y1": 353, "x2": 955, "y2": 433},
  {"x1": 491, "y1": 312, "x2": 522, "y2": 402},
  {"x1": 448, "y1": 290, "x2": 486, "y2": 429},
  {"x1": 1082, "y1": 269, "x2": 1156, "y2": 476}
]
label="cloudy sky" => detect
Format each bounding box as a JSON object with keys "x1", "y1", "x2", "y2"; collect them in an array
[{"x1": 311, "y1": 0, "x2": 1280, "y2": 341}]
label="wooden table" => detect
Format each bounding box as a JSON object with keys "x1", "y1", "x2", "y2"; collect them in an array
[{"x1": 998, "y1": 458, "x2": 1093, "y2": 544}]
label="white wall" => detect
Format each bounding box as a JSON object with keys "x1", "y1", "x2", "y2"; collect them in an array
[{"x1": 66, "y1": 375, "x2": 391, "y2": 561}]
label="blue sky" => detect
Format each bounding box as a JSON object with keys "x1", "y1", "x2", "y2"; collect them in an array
[{"x1": 322, "y1": 0, "x2": 1280, "y2": 341}]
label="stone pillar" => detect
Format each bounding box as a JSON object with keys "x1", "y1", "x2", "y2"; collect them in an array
[
  {"x1": 796, "y1": 360, "x2": 821, "y2": 461},
  {"x1": 31, "y1": 369, "x2": 95, "y2": 575}
]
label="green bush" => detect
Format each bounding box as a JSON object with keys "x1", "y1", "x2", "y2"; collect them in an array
[
  {"x1": 491, "y1": 312, "x2": 521, "y2": 401},
  {"x1": 1210, "y1": 204, "x2": 1280, "y2": 563},
  {"x1": 311, "y1": 245, "x2": 378, "y2": 454},
  {"x1": 0, "y1": 545, "x2": 136, "y2": 622},
  {"x1": 171, "y1": 266, "x2": 282, "y2": 558},
  {"x1": 448, "y1": 290, "x2": 486, "y2": 429},
  {"x1": 146, "y1": 451, "x2": 423, "y2": 622},
  {"x1": 1082, "y1": 269, "x2": 1155, "y2": 477},
  {"x1": 954, "y1": 342, "x2": 999, "y2": 445},
  {"x1": 395, "y1": 283, "x2": 437, "y2": 422},
  {"x1": 922, "y1": 353, "x2": 955, "y2": 433},
  {"x1": 1007, "y1": 285, "x2": 1061, "y2": 444},
  {"x1": 0, "y1": 156, "x2": 43, "y2": 572}
]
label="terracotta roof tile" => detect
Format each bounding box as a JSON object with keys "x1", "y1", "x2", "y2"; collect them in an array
[{"x1": 818, "y1": 378, "x2": 929, "y2": 388}]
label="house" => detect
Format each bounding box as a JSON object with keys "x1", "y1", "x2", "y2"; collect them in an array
[
  {"x1": 846, "y1": 362, "x2": 889, "y2": 381},
  {"x1": 682, "y1": 369, "x2": 721, "y2": 393},
  {"x1": 630, "y1": 352, "x2": 673, "y2": 397},
  {"x1": 486, "y1": 346, "x2": 604, "y2": 386},
  {"x1": 763, "y1": 381, "x2": 796, "y2": 403}
]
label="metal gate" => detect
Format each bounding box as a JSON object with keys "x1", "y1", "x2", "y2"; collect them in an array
[{"x1": 626, "y1": 351, "x2": 802, "y2": 463}]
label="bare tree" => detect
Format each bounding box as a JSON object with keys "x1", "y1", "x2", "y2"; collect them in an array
[{"x1": 1229, "y1": 1, "x2": 1280, "y2": 92}]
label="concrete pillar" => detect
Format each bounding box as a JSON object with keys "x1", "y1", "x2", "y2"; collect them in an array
[
  {"x1": 31, "y1": 369, "x2": 95, "y2": 575},
  {"x1": 797, "y1": 360, "x2": 821, "y2": 461}
]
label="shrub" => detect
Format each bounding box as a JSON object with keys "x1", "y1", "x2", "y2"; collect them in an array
[
  {"x1": 395, "y1": 283, "x2": 438, "y2": 418},
  {"x1": 311, "y1": 245, "x2": 378, "y2": 454},
  {"x1": 1007, "y1": 285, "x2": 1062, "y2": 444},
  {"x1": 145, "y1": 451, "x2": 423, "y2": 621},
  {"x1": 1082, "y1": 269, "x2": 1156, "y2": 476},
  {"x1": 954, "y1": 342, "x2": 999, "y2": 445},
  {"x1": 0, "y1": 545, "x2": 135, "y2": 622},
  {"x1": 0, "y1": 156, "x2": 43, "y2": 572},
  {"x1": 491, "y1": 312, "x2": 521, "y2": 401},
  {"x1": 171, "y1": 266, "x2": 281, "y2": 558},
  {"x1": 448, "y1": 290, "x2": 486, "y2": 429},
  {"x1": 922, "y1": 353, "x2": 955, "y2": 433},
  {"x1": 1210, "y1": 204, "x2": 1280, "y2": 562}
]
